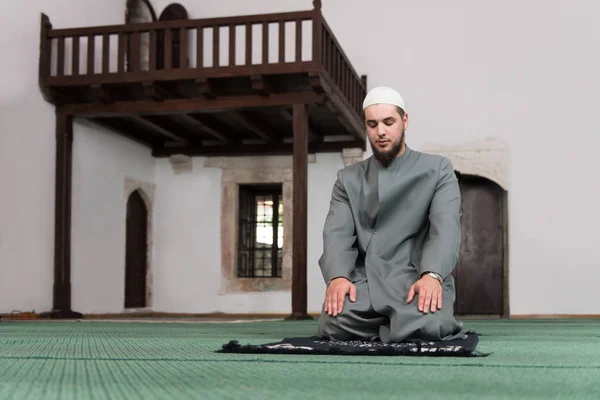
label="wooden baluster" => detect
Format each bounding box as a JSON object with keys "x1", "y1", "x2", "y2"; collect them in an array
[
  {"x1": 213, "y1": 26, "x2": 219, "y2": 67},
  {"x1": 149, "y1": 30, "x2": 156, "y2": 71},
  {"x1": 312, "y1": 4, "x2": 322, "y2": 65},
  {"x1": 87, "y1": 34, "x2": 94, "y2": 75},
  {"x1": 332, "y1": 43, "x2": 337, "y2": 86},
  {"x1": 295, "y1": 19, "x2": 302, "y2": 63},
  {"x1": 39, "y1": 15, "x2": 52, "y2": 80},
  {"x1": 72, "y1": 35, "x2": 79, "y2": 76},
  {"x1": 118, "y1": 32, "x2": 126, "y2": 73},
  {"x1": 245, "y1": 23, "x2": 252, "y2": 66},
  {"x1": 131, "y1": 31, "x2": 140, "y2": 72},
  {"x1": 361, "y1": 75, "x2": 367, "y2": 109},
  {"x1": 102, "y1": 33, "x2": 109, "y2": 74},
  {"x1": 229, "y1": 24, "x2": 235, "y2": 66},
  {"x1": 344, "y1": 65, "x2": 348, "y2": 100},
  {"x1": 57, "y1": 37, "x2": 65, "y2": 76},
  {"x1": 321, "y1": 25, "x2": 326, "y2": 68},
  {"x1": 327, "y1": 32, "x2": 336, "y2": 79},
  {"x1": 180, "y1": 27, "x2": 188, "y2": 68},
  {"x1": 353, "y1": 71, "x2": 357, "y2": 111},
  {"x1": 164, "y1": 29, "x2": 172, "y2": 69},
  {"x1": 279, "y1": 20, "x2": 285, "y2": 63},
  {"x1": 262, "y1": 22, "x2": 268, "y2": 64},
  {"x1": 337, "y1": 52, "x2": 342, "y2": 91},
  {"x1": 196, "y1": 27, "x2": 203, "y2": 68}
]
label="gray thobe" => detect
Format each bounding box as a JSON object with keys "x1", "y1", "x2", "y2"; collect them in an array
[{"x1": 317, "y1": 146, "x2": 465, "y2": 343}]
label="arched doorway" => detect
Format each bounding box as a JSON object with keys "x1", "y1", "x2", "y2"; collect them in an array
[
  {"x1": 156, "y1": 3, "x2": 189, "y2": 69},
  {"x1": 125, "y1": 190, "x2": 148, "y2": 308},
  {"x1": 126, "y1": 0, "x2": 157, "y2": 71},
  {"x1": 453, "y1": 173, "x2": 507, "y2": 316}
]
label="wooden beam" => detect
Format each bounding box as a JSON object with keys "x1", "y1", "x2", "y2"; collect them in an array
[
  {"x1": 59, "y1": 92, "x2": 324, "y2": 117},
  {"x1": 49, "y1": 11, "x2": 315, "y2": 38},
  {"x1": 280, "y1": 108, "x2": 321, "y2": 141},
  {"x1": 174, "y1": 114, "x2": 233, "y2": 142},
  {"x1": 323, "y1": 97, "x2": 364, "y2": 143},
  {"x1": 318, "y1": 72, "x2": 365, "y2": 142},
  {"x1": 195, "y1": 78, "x2": 216, "y2": 99},
  {"x1": 130, "y1": 116, "x2": 190, "y2": 143},
  {"x1": 251, "y1": 75, "x2": 272, "y2": 96},
  {"x1": 142, "y1": 81, "x2": 171, "y2": 101},
  {"x1": 308, "y1": 71, "x2": 328, "y2": 94},
  {"x1": 91, "y1": 84, "x2": 113, "y2": 104},
  {"x1": 233, "y1": 112, "x2": 274, "y2": 141},
  {"x1": 152, "y1": 139, "x2": 363, "y2": 157},
  {"x1": 89, "y1": 117, "x2": 161, "y2": 147},
  {"x1": 287, "y1": 103, "x2": 311, "y2": 320},
  {"x1": 38, "y1": 112, "x2": 83, "y2": 320},
  {"x1": 44, "y1": 62, "x2": 314, "y2": 87}
]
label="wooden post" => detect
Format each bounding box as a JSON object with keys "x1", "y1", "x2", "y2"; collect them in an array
[
  {"x1": 286, "y1": 103, "x2": 312, "y2": 320},
  {"x1": 39, "y1": 111, "x2": 83, "y2": 319}
]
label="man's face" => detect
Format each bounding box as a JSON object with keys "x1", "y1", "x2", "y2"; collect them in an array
[{"x1": 364, "y1": 104, "x2": 408, "y2": 166}]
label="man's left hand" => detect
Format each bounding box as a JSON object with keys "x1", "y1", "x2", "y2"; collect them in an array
[{"x1": 407, "y1": 275, "x2": 442, "y2": 313}]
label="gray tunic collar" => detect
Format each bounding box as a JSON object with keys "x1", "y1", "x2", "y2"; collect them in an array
[{"x1": 372, "y1": 145, "x2": 413, "y2": 170}]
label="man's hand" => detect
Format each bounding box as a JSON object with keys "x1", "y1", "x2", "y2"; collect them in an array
[
  {"x1": 324, "y1": 278, "x2": 356, "y2": 317},
  {"x1": 407, "y1": 275, "x2": 442, "y2": 314}
]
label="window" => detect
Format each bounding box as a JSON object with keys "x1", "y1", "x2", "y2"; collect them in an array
[{"x1": 237, "y1": 184, "x2": 283, "y2": 278}]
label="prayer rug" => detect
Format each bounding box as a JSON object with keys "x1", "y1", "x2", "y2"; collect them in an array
[{"x1": 218, "y1": 331, "x2": 488, "y2": 357}]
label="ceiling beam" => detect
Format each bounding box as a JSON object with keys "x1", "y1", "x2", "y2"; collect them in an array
[
  {"x1": 90, "y1": 84, "x2": 113, "y2": 104},
  {"x1": 142, "y1": 81, "x2": 171, "y2": 101},
  {"x1": 129, "y1": 116, "x2": 190, "y2": 143},
  {"x1": 195, "y1": 78, "x2": 216, "y2": 99},
  {"x1": 280, "y1": 108, "x2": 321, "y2": 141},
  {"x1": 89, "y1": 117, "x2": 161, "y2": 147},
  {"x1": 58, "y1": 92, "x2": 325, "y2": 117},
  {"x1": 173, "y1": 114, "x2": 233, "y2": 142},
  {"x1": 233, "y1": 112, "x2": 275, "y2": 141},
  {"x1": 152, "y1": 140, "x2": 364, "y2": 157},
  {"x1": 251, "y1": 75, "x2": 273, "y2": 96}
]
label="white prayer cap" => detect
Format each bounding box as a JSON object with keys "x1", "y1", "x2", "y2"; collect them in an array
[{"x1": 362, "y1": 86, "x2": 406, "y2": 112}]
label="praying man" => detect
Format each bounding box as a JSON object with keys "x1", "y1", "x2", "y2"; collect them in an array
[{"x1": 317, "y1": 86, "x2": 465, "y2": 343}]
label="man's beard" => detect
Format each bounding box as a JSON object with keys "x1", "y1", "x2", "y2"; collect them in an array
[{"x1": 369, "y1": 131, "x2": 405, "y2": 167}]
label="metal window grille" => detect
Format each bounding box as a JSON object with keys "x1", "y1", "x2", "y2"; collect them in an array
[{"x1": 237, "y1": 184, "x2": 283, "y2": 278}]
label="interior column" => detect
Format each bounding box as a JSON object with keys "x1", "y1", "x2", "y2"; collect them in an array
[
  {"x1": 40, "y1": 111, "x2": 82, "y2": 319},
  {"x1": 287, "y1": 103, "x2": 312, "y2": 320}
]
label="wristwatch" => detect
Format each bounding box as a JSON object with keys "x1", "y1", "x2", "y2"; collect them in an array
[{"x1": 423, "y1": 271, "x2": 443, "y2": 284}]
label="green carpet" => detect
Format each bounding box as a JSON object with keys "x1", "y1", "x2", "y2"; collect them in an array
[{"x1": 1, "y1": 319, "x2": 600, "y2": 399}]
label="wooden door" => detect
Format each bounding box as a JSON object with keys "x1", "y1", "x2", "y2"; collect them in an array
[
  {"x1": 125, "y1": 190, "x2": 148, "y2": 308},
  {"x1": 453, "y1": 174, "x2": 505, "y2": 315}
]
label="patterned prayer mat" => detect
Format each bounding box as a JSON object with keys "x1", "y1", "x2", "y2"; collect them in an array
[{"x1": 219, "y1": 331, "x2": 488, "y2": 357}]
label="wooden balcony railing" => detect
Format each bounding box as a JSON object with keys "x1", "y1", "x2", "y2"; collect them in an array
[{"x1": 39, "y1": 1, "x2": 366, "y2": 116}]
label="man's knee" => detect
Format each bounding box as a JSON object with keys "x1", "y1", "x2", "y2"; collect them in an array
[
  {"x1": 317, "y1": 311, "x2": 356, "y2": 341},
  {"x1": 414, "y1": 312, "x2": 461, "y2": 341}
]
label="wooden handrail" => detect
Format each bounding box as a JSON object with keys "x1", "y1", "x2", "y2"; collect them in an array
[
  {"x1": 48, "y1": 11, "x2": 314, "y2": 37},
  {"x1": 40, "y1": 4, "x2": 366, "y2": 119},
  {"x1": 321, "y1": 18, "x2": 364, "y2": 90}
]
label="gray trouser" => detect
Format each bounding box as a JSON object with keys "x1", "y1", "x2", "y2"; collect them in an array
[{"x1": 317, "y1": 278, "x2": 464, "y2": 343}]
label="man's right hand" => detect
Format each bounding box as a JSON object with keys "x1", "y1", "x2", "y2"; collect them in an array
[{"x1": 324, "y1": 278, "x2": 356, "y2": 317}]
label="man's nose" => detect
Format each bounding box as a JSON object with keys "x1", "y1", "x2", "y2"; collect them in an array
[{"x1": 377, "y1": 124, "x2": 386, "y2": 136}]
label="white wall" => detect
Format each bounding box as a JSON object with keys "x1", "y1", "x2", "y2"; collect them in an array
[
  {"x1": 0, "y1": 0, "x2": 125, "y2": 314},
  {"x1": 71, "y1": 120, "x2": 156, "y2": 313},
  {"x1": 152, "y1": 153, "x2": 342, "y2": 314},
  {"x1": 148, "y1": 0, "x2": 600, "y2": 315},
  {"x1": 152, "y1": 157, "x2": 222, "y2": 313},
  {"x1": 4, "y1": 0, "x2": 599, "y2": 316}
]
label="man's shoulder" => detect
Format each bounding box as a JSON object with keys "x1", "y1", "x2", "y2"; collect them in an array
[
  {"x1": 335, "y1": 156, "x2": 374, "y2": 182},
  {"x1": 411, "y1": 148, "x2": 452, "y2": 168}
]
